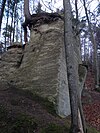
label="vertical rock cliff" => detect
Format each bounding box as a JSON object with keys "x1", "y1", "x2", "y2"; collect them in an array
[{"x1": 0, "y1": 19, "x2": 85, "y2": 117}]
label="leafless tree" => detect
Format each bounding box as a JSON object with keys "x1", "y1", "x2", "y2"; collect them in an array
[
  {"x1": 63, "y1": 0, "x2": 79, "y2": 132},
  {"x1": 0, "y1": 0, "x2": 7, "y2": 33},
  {"x1": 83, "y1": 0, "x2": 99, "y2": 89}
]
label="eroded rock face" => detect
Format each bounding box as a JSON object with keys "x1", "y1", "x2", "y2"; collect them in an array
[
  {"x1": 0, "y1": 20, "x2": 84, "y2": 117},
  {"x1": 12, "y1": 20, "x2": 70, "y2": 117},
  {"x1": 0, "y1": 46, "x2": 23, "y2": 81}
]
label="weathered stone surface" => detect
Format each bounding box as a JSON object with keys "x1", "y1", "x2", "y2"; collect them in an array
[
  {"x1": 16, "y1": 21, "x2": 70, "y2": 117},
  {"x1": 0, "y1": 20, "x2": 85, "y2": 117},
  {"x1": 78, "y1": 65, "x2": 87, "y2": 97},
  {"x1": 0, "y1": 46, "x2": 23, "y2": 81}
]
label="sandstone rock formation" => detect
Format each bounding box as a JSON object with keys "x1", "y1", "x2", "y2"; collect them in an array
[{"x1": 0, "y1": 20, "x2": 86, "y2": 118}]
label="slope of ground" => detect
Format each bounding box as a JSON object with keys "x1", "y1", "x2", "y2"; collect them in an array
[
  {"x1": 82, "y1": 67, "x2": 100, "y2": 132},
  {"x1": 0, "y1": 82, "x2": 70, "y2": 133},
  {"x1": 82, "y1": 90, "x2": 100, "y2": 131},
  {"x1": 0, "y1": 81, "x2": 100, "y2": 133}
]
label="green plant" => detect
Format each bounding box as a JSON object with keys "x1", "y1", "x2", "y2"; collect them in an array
[
  {"x1": 0, "y1": 106, "x2": 38, "y2": 133},
  {"x1": 9, "y1": 114, "x2": 37, "y2": 133},
  {"x1": 87, "y1": 126, "x2": 100, "y2": 133},
  {"x1": 41, "y1": 123, "x2": 68, "y2": 133}
]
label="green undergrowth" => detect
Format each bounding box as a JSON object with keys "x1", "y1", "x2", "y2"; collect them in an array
[
  {"x1": 40, "y1": 124, "x2": 100, "y2": 133},
  {"x1": 87, "y1": 126, "x2": 100, "y2": 133},
  {"x1": 1, "y1": 84, "x2": 99, "y2": 133},
  {"x1": 41, "y1": 123, "x2": 69, "y2": 133},
  {"x1": 0, "y1": 104, "x2": 99, "y2": 133},
  {"x1": 0, "y1": 105, "x2": 69, "y2": 133},
  {"x1": 0, "y1": 106, "x2": 37, "y2": 133}
]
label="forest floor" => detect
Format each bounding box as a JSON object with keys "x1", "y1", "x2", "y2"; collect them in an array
[
  {"x1": 82, "y1": 68, "x2": 100, "y2": 132},
  {"x1": 0, "y1": 71, "x2": 100, "y2": 133},
  {"x1": 82, "y1": 89, "x2": 100, "y2": 131},
  {"x1": 0, "y1": 84, "x2": 70, "y2": 133}
]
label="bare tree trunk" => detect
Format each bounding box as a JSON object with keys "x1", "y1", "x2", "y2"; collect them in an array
[
  {"x1": 83, "y1": 0, "x2": 99, "y2": 88},
  {"x1": 15, "y1": 1, "x2": 20, "y2": 43},
  {"x1": 24, "y1": 0, "x2": 31, "y2": 21},
  {"x1": 74, "y1": 1, "x2": 87, "y2": 132},
  {"x1": 10, "y1": 14, "x2": 13, "y2": 44},
  {"x1": 78, "y1": 90, "x2": 87, "y2": 133},
  {"x1": 12, "y1": 3, "x2": 17, "y2": 42},
  {"x1": 23, "y1": 0, "x2": 32, "y2": 43},
  {"x1": 20, "y1": 3, "x2": 23, "y2": 43},
  {"x1": 4, "y1": 0, "x2": 10, "y2": 49},
  {"x1": 63, "y1": 0, "x2": 79, "y2": 132},
  {"x1": 63, "y1": 0, "x2": 87, "y2": 133},
  {"x1": 0, "y1": 0, "x2": 6, "y2": 33},
  {"x1": 75, "y1": 0, "x2": 78, "y2": 22},
  {"x1": 16, "y1": 15, "x2": 19, "y2": 42},
  {"x1": 83, "y1": 39, "x2": 86, "y2": 62},
  {"x1": 10, "y1": 1, "x2": 15, "y2": 44}
]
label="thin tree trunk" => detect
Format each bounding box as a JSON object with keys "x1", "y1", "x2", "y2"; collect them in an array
[
  {"x1": 20, "y1": 3, "x2": 23, "y2": 43},
  {"x1": 78, "y1": 109, "x2": 84, "y2": 133},
  {"x1": 10, "y1": 14, "x2": 13, "y2": 44},
  {"x1": 15, "y1": 1, "x2": 19, "y2": 43},
  {"x1": 75, "y1": 0, "x2": 78, "y2": 22},
  {"x1": 16, "y1": 15, "x2": 18, "y2": 42},
  {"x1": 78, "y1": 90, "x2": 87, "y2": 133},
  {"x1": 10, "y1": 1, "x2": 15, "y2": 44},
  {"x1": 83, "y1": 0, "x2": 99, "y2": 88},
  {"x1": 24, "y1": 0, "x2": 31, "y2": 21},
  {"x1": 5, "y1": 0, "x2": 10, "y2": 49},
  {"x1": 63, "y1": 0, "x2": 79, "y2": 132},
  {"x1": 12, "y1": 3, "x2": 17, "y2": 42},
  {"x1": 0, "y1": 0, "x2": 6, "y2": 33},
  {"x1": 74, "y1": 1, "x2": 87, "y2": 132},
  {"x1": 23, "y1": 0, "x2": 32, "y2": 43},
  {"x1": 83, "y1": 38, "x2": 86, "y2": 62}
]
